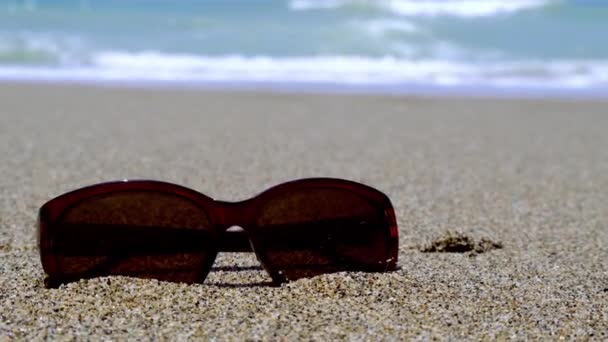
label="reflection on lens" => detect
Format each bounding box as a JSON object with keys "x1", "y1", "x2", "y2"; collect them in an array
[
  {"x1": 256, "y1": 188, "x2": 391, "y2": 281},
  {"x1": 53, "y1": 191, "x2": 214, "y2": 283}
]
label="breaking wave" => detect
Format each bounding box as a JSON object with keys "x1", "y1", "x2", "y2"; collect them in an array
[
  {"x1": 289, "y1": 0, "x2": 553, "y2": 17},
  {"x1": 1, "y1": 51, "x2": 606, "y2": 90}
]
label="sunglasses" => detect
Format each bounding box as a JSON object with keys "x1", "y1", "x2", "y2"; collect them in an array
[{"x1": 38, "y1": 178, "x2": 398, "y2": 288}]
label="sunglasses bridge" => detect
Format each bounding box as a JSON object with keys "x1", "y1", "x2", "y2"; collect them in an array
[{"x1": 211, "y1": 200, "x2": 258, "y2": 253}]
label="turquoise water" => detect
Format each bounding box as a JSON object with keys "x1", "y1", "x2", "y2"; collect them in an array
[{"x1": 1, "y1": 0, "x2": 608, "y2": 95}]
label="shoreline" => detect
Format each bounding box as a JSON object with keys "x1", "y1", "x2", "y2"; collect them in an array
[{"x1": 2, "y1": 78, "x2": 608, "y2": 101}]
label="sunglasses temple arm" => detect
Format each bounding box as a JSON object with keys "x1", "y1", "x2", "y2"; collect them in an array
[
  {"x1": 53, "y1": 222, "x2": 254, "y2": 253},
  {"x1": 51, "y1": 217, "x2": 382, "y2": 254}
]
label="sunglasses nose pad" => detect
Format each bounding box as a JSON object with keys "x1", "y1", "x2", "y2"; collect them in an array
[
  {"x1": 219, "y1": 226, "x2": 285, "y2": 285},
  {"x1": 211, "y1": 227, "x2": 280, "y2": 286},
  {"x1": 220, "y1": 226, "x2": 253, "y2": 252}
]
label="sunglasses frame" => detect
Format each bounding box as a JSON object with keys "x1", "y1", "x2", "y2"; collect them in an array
[{"x1": 39, "y1": 178, "x2": 398, "y2": 288}]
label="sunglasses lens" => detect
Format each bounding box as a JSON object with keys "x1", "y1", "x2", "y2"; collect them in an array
[
  {"x1": 49, "y1": 191, "x2": 215, "y2": 284},
  {"x1": 255, "y1": 188, "x2": 393, "y2": 281}
]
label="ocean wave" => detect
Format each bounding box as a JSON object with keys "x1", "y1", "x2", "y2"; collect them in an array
[
  {"x1": 355, "y1": 19, "x2": 421, "y2": 37},
  {"x1": 1, "y1": 51, "x2": 607, "y2": 90},
  {"x1": 384, "y1": 0, "x2": 551, "y2": 17},
  {"x1": 0, "y1": 32, "x2": 86, "y2": 65},
  {"x1": 289, "y1": 0, "x2": 552, "y2": 17},
  {"x1": 289, "y1": 0, "x2": 349, "y2": 11}
]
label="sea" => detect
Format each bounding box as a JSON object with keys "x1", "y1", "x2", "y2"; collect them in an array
[{"x1": 1, "y1": 0, "x2": 607, "y2": 97}]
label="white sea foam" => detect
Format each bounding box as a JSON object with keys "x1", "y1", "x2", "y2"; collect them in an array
[
  {"x1": 289, "y1": 0, "x2": 350, "y2": 11},
  {"x1": 1, "y1": 51, "x2": 606, "y2": 91},
  {"x1": 384, "y1": 0, "x2": 551, "y2": 17},
  {"x1": 289, "y1": 0, "x2": 551, "y2": 17},
  {"x1": 357, "y1": 19, "x2": 421, "y2": 37}
]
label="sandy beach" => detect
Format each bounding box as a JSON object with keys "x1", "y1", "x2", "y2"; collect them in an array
[{"x1": 0, "y1": 83, "x2": 606, "y2": 339}]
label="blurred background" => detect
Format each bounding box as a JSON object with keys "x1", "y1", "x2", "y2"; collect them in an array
[{"x1": 1, "y1": 0, "x2": 607, "y2": 96}]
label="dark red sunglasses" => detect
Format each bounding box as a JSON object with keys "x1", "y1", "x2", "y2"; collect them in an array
[{"x1": 38, "y1": 178, "x2": 398, "y2": 288}]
